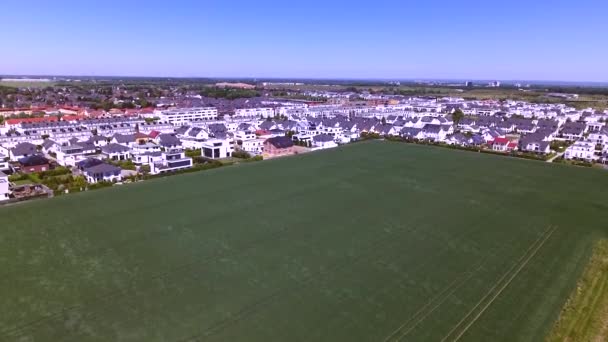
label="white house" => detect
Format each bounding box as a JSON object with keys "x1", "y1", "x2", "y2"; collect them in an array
[
  {"x1": 83, "y1": 163, "x2": 122, "y2": 184},
  {"x1": 55, "y1": 145, "x2": 86, "y2": 167},
  {"x1": 101, "y1": 143, "x2": 131, "y2": 161},
  {"x1": 240, "y1": 138, "x2": 265, "y2": 155},
  {"x1": 132, "y1": 151, "x2": 164, "y2": 166},
  {"x1": 0, "y1": 171, "x2": 9, "y2": 201},
  {"x1": 564, "y1": 140, "x2": 597, "y2": 161},
  {"x1": 149, "y1": 149, "x2": 193, "y2": 174},
  {"x1": 201, "y1": 139, "x2": 233, "y2": 159},
  {"x1": 179, "y1": 127, "x2": 211, "y2": 149},
  {"x1": 9, "y1": 142, "x2": 38, "y2": 161},
  {"x1": 588, "y1": 128, "x2": 608, "y2": 147},
  {"x1": 312, "y1": 134, "x2": 338, "y2": 149}
]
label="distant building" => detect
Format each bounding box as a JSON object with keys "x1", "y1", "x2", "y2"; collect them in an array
[
  {"x1": 155, "y1": 107, "x2": 218, "y2": 125},
  {"x1": 215, "y1": 82, "x2": 255, "y2": 90},
  {"x1": 488, "y1": 81, "x2": 501, "y2": 88},
  {"x1": 465, "y1": 81, "x2": 473, "y2": 87},
  {"x1": 234, "y1": 107, "x2": 275, "y2": 119}
]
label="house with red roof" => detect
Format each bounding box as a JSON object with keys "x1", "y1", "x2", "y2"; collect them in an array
[{"x1": 490, "y1": 137, "x2": 518, "y2": 152}]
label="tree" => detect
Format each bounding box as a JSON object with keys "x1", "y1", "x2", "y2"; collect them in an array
[
  {"x1": 452, "y1": 109, "x2": 464, "y2": 125},
  {"x1": 381, "y1": 117, "x2": 387, "y2": 125}
]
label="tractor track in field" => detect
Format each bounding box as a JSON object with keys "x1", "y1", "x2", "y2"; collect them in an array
[
  {"x1": 382, "y1": 260, "x2": 486, "y2": 342},
  {"x1": 440, "y1": 225, "x2": 557, "y2": 342}
]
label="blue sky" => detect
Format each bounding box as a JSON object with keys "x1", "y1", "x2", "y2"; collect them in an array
[{"x1": 1, "y1": 0, "x2": 607, "y2": 81}]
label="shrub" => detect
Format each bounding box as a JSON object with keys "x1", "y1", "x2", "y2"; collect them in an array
[
  {"x1": 231, "y1": 150, "x2": 251, "y2": 159},
  {"x1": 185, "y1": 149, "x2": 201, "y2": 157}
]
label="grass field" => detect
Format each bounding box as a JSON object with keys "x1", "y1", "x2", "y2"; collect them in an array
[
  {"x1": 0, "y1": 81, "x2": 55, "y2": 88},
  {"x1": 1, "y1": 141, "x2": 607, "y2": 341}
]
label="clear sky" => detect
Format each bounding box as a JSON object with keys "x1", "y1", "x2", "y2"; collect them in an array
[{"x1": 1, "y1": 0, "x2": 607, "y2": 82}]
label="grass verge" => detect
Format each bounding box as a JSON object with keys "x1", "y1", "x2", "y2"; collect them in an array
[{"x1": 547, "y1": 239, "x2": 608, "y2": 342}]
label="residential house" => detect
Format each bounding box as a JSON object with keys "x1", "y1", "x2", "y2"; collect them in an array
[
  {"x1": 83, "y1": 163, "x2": 122, "y2": 184},
  {"x1": 111, "y1": 133, "x2": 137, "y2": 148},
  {"x1": 41, "y1": 139, "x2": 58, "y2": 154},
  {"x1": 179, "y1": 127, "x2": 211, "y2": 149},
  {"x1": 263, "y1": 136, "x2": 295, "y2": 157},
  {"x1": 201, "y1": 139, "x2": 233, "y2": 159},
  {"x1": 9, "y1": 142, "x2": 38, "y2": 161},
  {"x1": 76, "y1": 158, "x2": 104, "y2": 171},
  {"x1": 101, "y1": 143, "x2": 131, "y2": 161},
  {"x1": 421, "y1": 124, "x2": 451, "y2": 142},
  {"x1": 491, "y1": 137, "x2": 518, "y2": 152},
  {"x1": 18, "y1": 155, "x2": 50, "y2": 173},
  {"x1": 132, "y1": 151, "x2": 164, "y2": 166},
  {"x1": 519, "y1": 134, "x2": 551, "y2": 154},
  {"x1": 588, "y1": 127, "x2": 608, "y2": 146},
  {"x1": 400, "y1": 127, "x2": 425, "y2": 140},
  {"x1": 561, "y1": 122, "x2": 587, "y2": 141},
  {"x1": 564, "y1": 140, "x2": 597, "y2": 161},
  {"x1": 312, "y1": 134, "x2": 338, "y2": 149},
  {"x1": 56, "y1": 144, "x2": 86, "y2": 167},
  {"x1": 240, "y1": 139, "x2": 265, "y2": 155},
  {"x1": 0, "y1": 171, "x2": 9, "y2": 201},
  {"x1": 149, "y1": 149, "x2": 193, "y2": 174},
  {"x1": 156, "y1": 133, "x2": 183, "y2": 150},
  {"x1": 445, "y1": 133, "x2": 475, "y2": 147}
]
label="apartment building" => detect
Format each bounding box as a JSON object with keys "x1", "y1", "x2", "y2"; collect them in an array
[{"x1": 156, "y1": 107, "x2": 218, "y2": 124}]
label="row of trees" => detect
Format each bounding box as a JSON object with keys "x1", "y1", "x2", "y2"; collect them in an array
[{"x1": 200, "y1": 87, "x2": 260, "y2": 99}]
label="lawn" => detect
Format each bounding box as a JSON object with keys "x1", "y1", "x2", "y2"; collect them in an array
[{"x1": 0, "y1": 141, "x2": 607, "y2": 341}]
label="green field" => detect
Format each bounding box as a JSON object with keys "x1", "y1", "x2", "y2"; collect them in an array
[
  {"x1": 0, "y1": 81, "x2": 55, "y2": 88},
  {"x1": 1, "y1": 141, "x2": 607, "y2": 341}
]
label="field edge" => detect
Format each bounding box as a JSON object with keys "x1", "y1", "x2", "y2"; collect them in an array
[{"x1": 546, "y1": 239, "x2": 608, "y2": 342}]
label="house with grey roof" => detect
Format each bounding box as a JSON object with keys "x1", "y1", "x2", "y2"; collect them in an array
[
  {"x1": 400, "y1": 127, "x2": 424, "y2": 140},
  {"x1": 83, "y1": 163, "x2": 122, "y2": 184},
  {"x1": 9, "y1": 142, "x2": 38, "y2": 161},
  {"x1": 101, "y1": 143, "x2": 131, "y2": 161},
  {"x1": 519, "y1": 133, "x2": 551, "y2": 154},
  {"x1": 41, "y1": 139, "x2": 58, "y2": 154},
  {"x1": 111, "y1": 133, "x2": 136, "y2": 147},
  {"x1": 312, "y1": 134, "x2": 337, "y2": 149},
  {"x1": 560, "y1": 122, "x2": 587, "y2": 141},
  {"x1": 156, "y1": 134, "x2": 183, "y2": 149}
]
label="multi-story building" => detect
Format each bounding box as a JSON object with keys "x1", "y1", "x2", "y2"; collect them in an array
[
  {"x1": 156, "y1": 107, "x2": 218, "y2": 125},
  {"x1": 234, "y1": 107, "x2": 275, "y2": 119}
]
